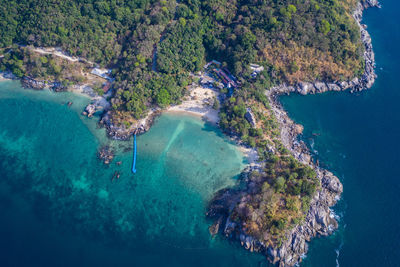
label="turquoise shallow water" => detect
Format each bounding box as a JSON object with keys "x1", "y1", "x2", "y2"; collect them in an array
[
  {"x1": 0, "y1": 81, "x2": 265, "y2": 266},
  {"x1": 281, "y1": 1, "x2": 400, "y2": 266}
]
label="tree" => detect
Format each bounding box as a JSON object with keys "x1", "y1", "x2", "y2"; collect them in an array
[
  {"x1": 156, "y1": 89, "x2": 171, "y2": 107},
  {"x1": 274, "y1": 176, "x2": 286, "y2": 193},
  {"x1": 212, "y1": 97, "x2": 220, "y2": 110},
  {"x1": 287, "y1": 5, "x2": 297, "y2": 14},
  {"x1": 320, "y1": 19, "x2": 331, "y2": 35}
]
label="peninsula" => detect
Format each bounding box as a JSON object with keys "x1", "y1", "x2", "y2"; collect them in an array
[{"x1": 0, "y1": 0, "x2": 380, "y2": 265}]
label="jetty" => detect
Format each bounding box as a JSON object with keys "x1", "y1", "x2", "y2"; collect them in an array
[{"x1": 132, "y1": 134, "x2": 137, "y2": 173}]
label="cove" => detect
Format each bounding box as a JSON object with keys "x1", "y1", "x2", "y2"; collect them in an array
[{"x1": 0, "y1": 80, "x2": 266, "y2": 266}]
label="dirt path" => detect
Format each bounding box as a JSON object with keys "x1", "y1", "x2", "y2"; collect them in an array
[{"x1": 29, "y1": 47, "x2": 95, "y2": 66}]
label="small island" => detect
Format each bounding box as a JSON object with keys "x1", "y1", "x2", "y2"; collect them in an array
[{"x1": 0, "y1": 0, "x2": 380, "y2": 265}]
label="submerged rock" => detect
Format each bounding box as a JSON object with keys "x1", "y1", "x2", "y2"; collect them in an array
[
  {"x1": 97, "y1": 146, "x2": 114, "y2": 165},
  {"x1": 209, "y1": 216, "x2": 223, "y2": 236}
]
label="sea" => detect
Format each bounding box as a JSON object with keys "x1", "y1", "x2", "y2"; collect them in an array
[{"x1": 0, "y1": 1, "x2": 397, "y2": 266}]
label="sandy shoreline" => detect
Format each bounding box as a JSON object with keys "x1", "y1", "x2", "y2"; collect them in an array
[{"x1": 167, "y1": 85, "x2": 220, "y2": 124}]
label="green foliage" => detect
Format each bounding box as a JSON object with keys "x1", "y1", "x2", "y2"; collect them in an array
[
  {"x1": 274, "y1": 176, "x2": 286, "y2": 193},
  {"x1": 320, "y1": 19, "x2": 331, "y2": 35},
  {"x1": 198, "y1": 0, "x2": 363, "y2": 79},
  {"x1": 0, "y1": 47, "x2": 88, "y2": 85},
  {"x1": 179, "y1": 17, "x2": 187, "y2": 26},
  {"x1": 157, "y1": 19, "x2": 205, "y2": 74},
  {"x1": 39, "y1": 57, "x2": 48, "y2": 64},
  {"x1": 262, "y1": 181, "x2": 270, "y2": 192},
  {"x1": 93, "y1": 83, "x2": 105, "y2": 96},
  {"x1": 233, "y1": 104, "x2": 246, "y2": 118},
  {"x1": 274, "y1": 218, "x2": 287, "y2": 230},
  {"x1": 212, "y1": 97, "x2": 220, "y2": 110},
  {"x1": 1, "y1": 0, "x2": 364, "y2": 126},
  {"x1": 285, "y1": 198, "x2": 298, "y2": 212},
  {"x1": 0, "y1": 0, "x2": 149, "y2": 64},
  {"x1": 156, "y1": 89, "x2": 171, "y2": 107},
  {"x1": 287, "y1": 5, "x2": 297, "y2": 14}
]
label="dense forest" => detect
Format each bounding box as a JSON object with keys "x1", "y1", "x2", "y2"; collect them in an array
[
  {"x1": 0, "y1": 0, "x2": 365, "y2": 249},
  {"x1": 1, "y1": 0, "x2": 365, "y2": 119}
]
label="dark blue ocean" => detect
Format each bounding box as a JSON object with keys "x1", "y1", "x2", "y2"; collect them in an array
[{"x1": 0, "y1": 1, "x2": 397, "y2": 266}]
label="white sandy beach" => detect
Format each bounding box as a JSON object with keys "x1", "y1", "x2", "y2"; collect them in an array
[{"x1": 167, "y1": 85, "x2": 220, "y2": 124}]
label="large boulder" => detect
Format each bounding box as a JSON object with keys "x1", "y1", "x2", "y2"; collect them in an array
[
  {"x1": 245, "y1": 108, "x2": 257, "y2": 127},
  {"x1": 327, "y1": 83, "x2": 342, "y2": 91},
  {"x1": 84, "y1": 104, "x2": 96, "y2": 117},
  {"x1": 296, "y1": 82, "x2": 315, "y2": 95},
  {"x1": 313, "y1": 82, "x2": 328, "y2": 93}
]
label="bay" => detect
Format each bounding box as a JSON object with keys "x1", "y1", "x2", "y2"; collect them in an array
[{"x1": 0, "y1": 81, "x2": 265, "y2": 267}]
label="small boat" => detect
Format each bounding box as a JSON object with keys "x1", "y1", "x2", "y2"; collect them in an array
[{"x1": 132, "y1": 134, "x2": 137, "y2": 173}]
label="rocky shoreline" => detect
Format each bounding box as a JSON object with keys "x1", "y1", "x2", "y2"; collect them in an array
[
  {"x1": 21, "y1": 76, "x2": 68, "y2": 92},
  {"x1": 0, "y1": 71, "x2": 69, "y2": 92},
  {"x1": 207, "y1": 1, "x2": 380, "y2": 266},
  {"x1": 99, "y1": 109, "x2": 161, "y2": 140},
  {"x1": 0, "y1": 71, "x2": 17, "y2": 81}
]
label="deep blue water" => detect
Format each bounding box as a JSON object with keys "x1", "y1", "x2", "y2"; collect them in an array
[{"x1": 281, "y1": 1, "x2": 400, "y2": 266}]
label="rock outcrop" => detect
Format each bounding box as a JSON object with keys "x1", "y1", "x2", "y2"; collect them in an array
[
  {"x1": 21, "y1": 76, "x2": 67, "y2": 91},
  {"x1": 97, "y1": 146, "x2": 114, "y2": 165},
  {"x1": 0, "y1": 71, "x2": 17, "y2": 80},
  {"x1": 83, "y1": 104, "x2": 96, "y2": 117},
  {"x1": 100, "y1": 110, "x2": 160, "y2": 140},
  {"x1": 245, "y1": 108, "x2": 257, "y2": 127}
]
